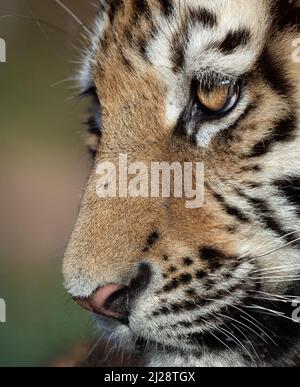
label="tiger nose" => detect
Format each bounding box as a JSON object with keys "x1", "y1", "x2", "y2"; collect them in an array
[
  {"x1": 74, "y1": 284, "x2": 129, "y2": 321},
  {"x1": 73, "y1": 262, "x2": 152, "y2": 321}
]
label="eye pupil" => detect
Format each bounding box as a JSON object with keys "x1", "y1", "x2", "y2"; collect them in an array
[{"x1": 196, "y1": 80, "x2": 240, "y2": 115}]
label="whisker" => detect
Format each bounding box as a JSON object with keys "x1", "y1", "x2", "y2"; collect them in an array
[
  {"x1": 53, "y1": 0, "x2": 90, "y2": 34},
  {"x1": 253, "y1": 264, "x2": 300, "y2": 274},
  {"x1": 251, "y1": 275, "x2": 300, "y2": 281},
  {"x1": 246, "y1": 237, "x2": 300, "y2": 264},
  {"x1": 0, "y1": 14, "x2": 69, "y2": 36},
  {"x1": 223, "y1": 289, "x2": 270, "y2": 331},
  {"x1": 254, "y1": 278, "x2": 300, "y2": 284},
  {"x1": 251, "y1": 295, "x2": 296, "y2": 304},
  {"x1": 249, "y1": 290, "x2": 300, "y2": 300},
  {"x1": 201, "y1": 321, "x2": 236, "y2": 355},
  {"x1": 84, "y1": 332, "x2": 104, "y2": 364},
  {"x1": 223, "y1": 290, "x2": 277, "y2": 345},
  {"x1": 217, "y1": 311, "x2": 269, "y2": 346},
  {"x1": 213, "y1": 321, "x2": 255, "y2": 361},
  {"x1": 51, "y1": 76, "x2": 89, "y2": 88},
  {"x1": 227, "y1": 321, "x2": 261, "y2": 362},
  {"x1": 239, "y1": 313, "x2": 278, "y2": 346},
  {"x1": 246, "y1": 304, "x2": 298, "y2": 323},
  {"x1": 238, "y1": 231, "x2": 299, "y2": 261},
  {"x1": 214, "y1": 314, "x2": 259, "y2": 362}
]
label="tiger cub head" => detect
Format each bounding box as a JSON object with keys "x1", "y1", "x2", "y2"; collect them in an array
[{"x1": 63, "y1": 0, "x2": 300, "y2": 367}]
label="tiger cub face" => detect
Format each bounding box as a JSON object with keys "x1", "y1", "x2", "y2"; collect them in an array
[{"x1": 63, "y1": 0, "x2": 300, "y2": 367}]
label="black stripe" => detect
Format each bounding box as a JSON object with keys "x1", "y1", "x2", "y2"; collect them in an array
[
  {"x1": 248, "y1": 197, "x2": 287, "y2": 238},
  {"x1": 170, "y1": 7, "x2": 217, "y2": 73},
  {"x1": 108, "y1": 0, "x2": 124, "y2": 24},
  {"x1": 189, "y1": 8, "x2": 217, "y2": 29},
  {"x1": 155, "y1": 282, "x2": 246, "y2": 320},
  {"x1": 131, "y1": 0, "x2": 150, "y2": 19},
  {"x1": 247, "y1": 116, "x2": 297, "y2": 158},
  {"x1": 258, "y1": 47, "x2": 293, "y2": 96},
  {"x1": 218, "y1": 29, "x2": 251, "y2": 55},
  {"x1": 212, "y1": 191, "x2": 251, "y2": 223},
  {"x1": 171, "y1": 26, "x2": 188, "y2": 73},
  {"x1": 219, "y1": 102, "x2": 257, "y2": 145},
  {"x1": 240, "y1": 165, "x2": 262, "y2": 173},
  {"x1": 119, "y1": 50, "x2": 134, "y2": 70},
  {"x1": 157, "y1": 0, "x2": 174, "y2": 17},
  {"x1": 235, "y1": 189, "x2": 298, "y2": 244},
  {"x1": 244, "y1": 181, "x2": 263, "y2": 189},
  {"x1": 138, "y1": 36, "x2": 149, "y2": 60},
  {"x1": 199, "y1": 247, "x2": 229, "y2": 271},
  {"x1": 138, "y1": 22, "x2": 158, "y2": 61},
  {"x1": 275, "y1": 176, "x2": 300, "y2": 215},
  {"x1": 272, "y1": 0, "x2": 300, "y2": 32}
]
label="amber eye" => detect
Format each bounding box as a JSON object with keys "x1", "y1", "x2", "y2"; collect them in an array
[{"x1": 196, "y1": 80, "x2": 241, "y2": 115}]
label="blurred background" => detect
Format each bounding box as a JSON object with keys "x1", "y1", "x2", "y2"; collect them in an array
[{"x1": 0, "y1": 0, "x2": 100, "y2": 366}]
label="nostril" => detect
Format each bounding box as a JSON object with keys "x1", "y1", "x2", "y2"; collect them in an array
[
  {"x1": 104, "y1": 263, "x2": 152, "y2": 317},
  {"x1": 104, "y1": 286, "x2": 130, "y2": 317}
]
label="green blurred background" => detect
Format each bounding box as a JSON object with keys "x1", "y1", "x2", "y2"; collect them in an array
[{"x1": 0, "y1": 0, "x2": 97, "y2": 366}]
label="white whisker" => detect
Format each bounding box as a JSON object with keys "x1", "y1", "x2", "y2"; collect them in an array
[
  {"x1": 249, "y1": 290, "x2": 300, "y2": 300},
  {"x1": 246, "y1": 304, "x2": 299, "y2": 323},
  {"x1": 238, "y1": 231, "x2": 298, "y2": 261},
  {"x1": 54, "y1": 0, "x2": 89, "y2": 33},
  {"x1": 201, "y1": 320, "x2": 236, "y2": 355},
  {"x1": 212, "y1": 315, "x2": 256, "y2": 362},
  {"x1": 246, "y1": 237, "x2": 300, "y2": 264},
  {"x1": 251, "y1": 275, "x2": 300, "y2": 281},
  {"x1": 253, "y1": 264, "x2": 300, "y2": 274}
]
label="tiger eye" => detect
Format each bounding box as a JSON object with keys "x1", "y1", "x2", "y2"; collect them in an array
[{"x1": 196, "y1": 81, "x2": 240, "y2": 115}]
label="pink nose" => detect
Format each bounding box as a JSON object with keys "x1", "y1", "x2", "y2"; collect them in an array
[
  {"x1": 74, "y1": 284, "x2": 127, "y2": 320},
  {"x1": 73, "y1": 263, "x2": 152, "y2": 321}
]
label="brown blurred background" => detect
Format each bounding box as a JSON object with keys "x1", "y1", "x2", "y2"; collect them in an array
[{"x1": 0, "y1": 0, "x2": 100, "y2": 366}]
